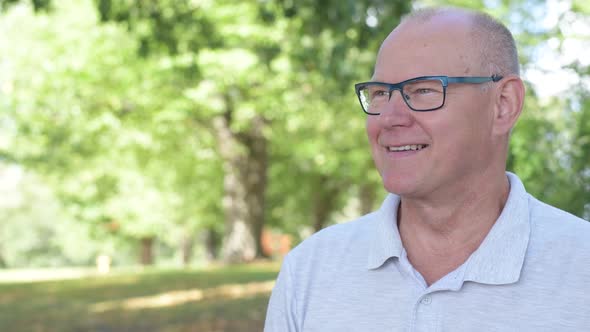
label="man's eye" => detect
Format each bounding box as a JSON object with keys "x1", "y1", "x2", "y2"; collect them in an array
[
  {"x1": 416, "y1": 88, "x2": 435, "y2": 94},
  {"x1": 371, "y1": 90, "x2": 389, "y2": 98}
]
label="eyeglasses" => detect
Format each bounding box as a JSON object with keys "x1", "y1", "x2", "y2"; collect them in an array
[{"x1": 354, "y1": 75, "x2": 503, "y2": 115}]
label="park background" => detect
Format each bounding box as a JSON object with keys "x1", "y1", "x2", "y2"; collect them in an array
[{"x1": 0, "y1": 0, "x2": 589, "y2": 331}]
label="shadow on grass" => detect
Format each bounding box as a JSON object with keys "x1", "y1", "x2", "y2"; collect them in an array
[
  {"x1": 84, "y1": 293, "x2": 271, "y2": 332},
  {"x1": 0, "y1": 262, "x2": 279, "y2": 332}
]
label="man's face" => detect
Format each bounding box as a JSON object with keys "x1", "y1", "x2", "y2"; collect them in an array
[{"x1": 367, "y1": 16, "x2": 499, "y2": 199}]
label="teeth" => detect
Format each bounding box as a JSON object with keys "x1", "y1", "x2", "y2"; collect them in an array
[{"x1": 388, "y1": 144, "x2": 427, "y2": 152}]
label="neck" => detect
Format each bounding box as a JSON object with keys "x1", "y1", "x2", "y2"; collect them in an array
[{"x1": 397, "y1": 171, "x2": 510, "y2": 285}]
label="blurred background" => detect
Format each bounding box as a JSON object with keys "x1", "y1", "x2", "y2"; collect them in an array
[{"x1": 0, "y1": 0, "x2": 588, "y2": 331}]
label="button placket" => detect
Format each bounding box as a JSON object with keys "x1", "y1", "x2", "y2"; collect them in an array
[{"x1": 413, "y1": 293, "x2": 438, "y2": 332}]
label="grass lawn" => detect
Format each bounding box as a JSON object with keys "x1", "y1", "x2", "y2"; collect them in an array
[{"x1": 0, "y1": 262, "x2": 280, "y2": 332}]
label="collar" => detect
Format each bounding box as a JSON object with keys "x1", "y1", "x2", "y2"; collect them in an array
[
  {"x1": 366, "y1": 172, "x2": 531, "y2": 285},
  {"x1": 462, "y1": 172, "x2": 531, "y2": 284},
  {"x1": 367, "y1": 194, "x2": 404, "y2": 269}
]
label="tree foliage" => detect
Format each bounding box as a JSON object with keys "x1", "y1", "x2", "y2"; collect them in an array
[{"x1": 0, "y1": 0, "x2": 588, "y2": 267}]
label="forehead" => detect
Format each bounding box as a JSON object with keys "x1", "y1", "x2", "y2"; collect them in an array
[{"x1": 374, "y1": 14, "x2": 480, "y2": 81}]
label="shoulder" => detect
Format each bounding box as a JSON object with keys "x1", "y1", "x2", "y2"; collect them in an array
[
  {"x1": 286, "y1": 212, "x2": 378, "y2": 264},
  {"x1": 266, "y1": 212, "x2": 383, "y2": 330},
  {"x1": 526, "y1": 194, "x2": 590, "y2": 270},
  {"x1": 528, "y1": 194, "x2": 590, "y2": 239},
  {"x1": 279, "y1": 211, "x2": 382, "y2": 285}
]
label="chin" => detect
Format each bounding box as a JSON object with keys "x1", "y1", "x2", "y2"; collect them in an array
[{"x1": 381, "y1": 176, "x2": 418, "y2": 196}]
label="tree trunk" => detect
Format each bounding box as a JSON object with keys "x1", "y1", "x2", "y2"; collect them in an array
[
  {"x1": 203, "y1": 227, "x2": 221, "y2": 261},
  {"x1": 139, "y1": 236, "x2": 155, "y2": 265},
  {"x1": 359, "y1": 181, "x2": 377, "y2": 215},
  {"x1": 312, "y1": 175, "x2": 341, "y2": 232},
  {"x1": 214, "y1": 105, "x2": 268, "y2": 263},
  {"x1": 181, "y1": 233, "x2": 194, "y2": 266}
]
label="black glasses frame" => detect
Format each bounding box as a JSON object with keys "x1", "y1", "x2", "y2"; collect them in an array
[{"x1": 354, "y1": 75, "x2": 503, "y2": 115}]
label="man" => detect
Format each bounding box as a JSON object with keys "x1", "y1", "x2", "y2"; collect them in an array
[{"x1": 265, "y1": 7, "x2": 590, "y2": 331}]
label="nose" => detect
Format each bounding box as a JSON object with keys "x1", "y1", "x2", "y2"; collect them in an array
[{"x1": 378, "y1": 89, "x2": 414, "y2": 127}]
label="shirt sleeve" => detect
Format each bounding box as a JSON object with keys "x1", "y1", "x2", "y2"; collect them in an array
[{"x1": 264, "y1": 257, "x2": 299, "y2": 332}]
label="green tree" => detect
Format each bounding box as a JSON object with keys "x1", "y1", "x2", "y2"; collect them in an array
[{"x1": 0, "y1": 0, "x2": 222, "y2": 265}]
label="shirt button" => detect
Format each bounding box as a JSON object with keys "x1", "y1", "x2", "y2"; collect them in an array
[{"x1": 421, "y1": 296, "x2": 432, "y2": 305}]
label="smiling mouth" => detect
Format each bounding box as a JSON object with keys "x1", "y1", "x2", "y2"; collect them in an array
[{"x1": 386, "y1": 144, "x2": 429, "y2": 152}]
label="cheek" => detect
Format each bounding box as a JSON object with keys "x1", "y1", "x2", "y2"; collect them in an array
[
  {"x1": 436, "y1": 102, "x2": 494, "y2": 161},
  {"x1": 366, "y1": 118, "x2": 379, "y2": 142},
  {"x1": 442, "y1": 93, "x2": 494, "y2": 133}
]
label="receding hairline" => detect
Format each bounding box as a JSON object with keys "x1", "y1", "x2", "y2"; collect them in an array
[{"x1": 398, "y1": 7, "x2": 520, "y2": 76}]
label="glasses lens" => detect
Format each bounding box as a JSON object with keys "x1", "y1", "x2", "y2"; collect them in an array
[
  {"x1": 402, "y1": 79, "x2": 444, "y2": 111},
  {"x1": 359, "y1": 84, "x2": 390, "y2": 114}
]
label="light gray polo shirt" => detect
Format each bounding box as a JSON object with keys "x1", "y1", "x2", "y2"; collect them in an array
[{"x1": 264, "y1": 173, "x2": 590, "y2": 331}]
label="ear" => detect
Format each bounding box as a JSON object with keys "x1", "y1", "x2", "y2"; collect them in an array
[{"x1": 492, "y1": 75, "x2": 525, "y2": 136}]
